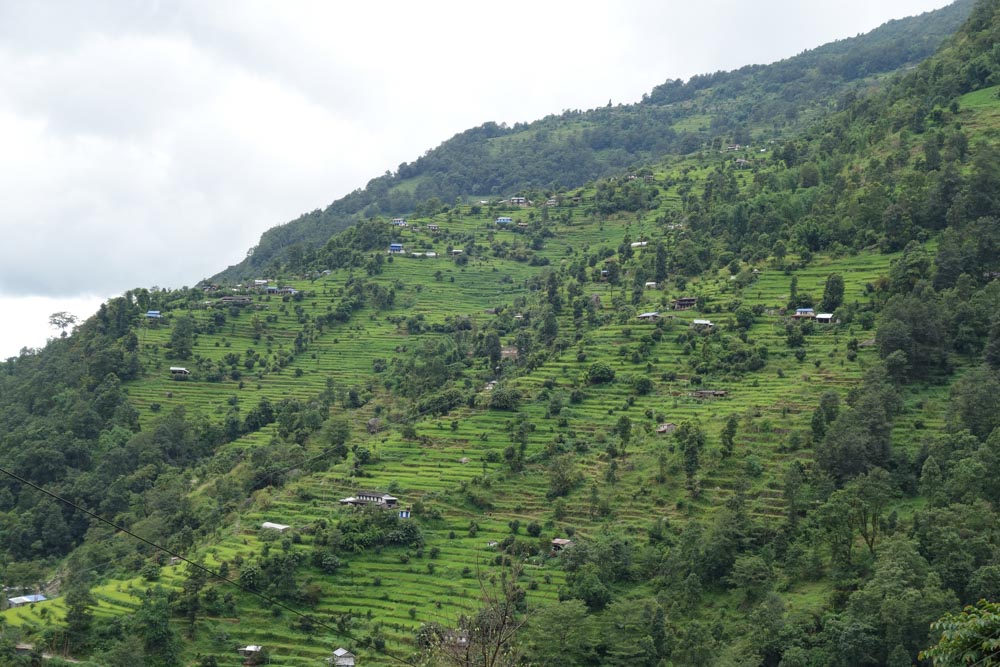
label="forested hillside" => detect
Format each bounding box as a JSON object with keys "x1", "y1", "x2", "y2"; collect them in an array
[
  {"x1": 213, "y1": 0, "x2": 973, "y2": 283},
  {"x1": 3, "y1": 1, "x2": 1000, "y2": 666}
]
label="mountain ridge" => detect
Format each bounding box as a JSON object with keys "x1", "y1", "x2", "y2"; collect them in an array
[{"x1": 211, "y1": 0, "x2": 974, "y2": 284}]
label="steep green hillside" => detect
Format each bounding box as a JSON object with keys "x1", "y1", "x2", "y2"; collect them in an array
[
  {"x1": 213, "y1": 1, "x2": 973, "y2": 283},
  {"x1": 3, "y1": 2, "x2": 1000, "y2": 666}
]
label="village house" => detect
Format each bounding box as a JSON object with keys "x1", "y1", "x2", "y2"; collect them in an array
[
  {"x1": 551, "y1": 538, "x2": 573, "y2": 552},
  {"x1": 637, "y1": 311, "x2": 660, "y2": 322},
  {"x1": 391, "y1": 217, "x2": 408, "y2": 226},
  {"x1": 388, "y1": 243, "x2": 404, "y2": 254},
  {"x1": 501, "y1": 345, "x2": 519, "y2": 360},
  {"x1": 237, "y1": 645, "x2": 264, "y2": 659},
  {"x1": 645, "y1": 281, "x2": 658, "y2": 289},
  {"x1": 169, "y1": 367, "x2": 190, "y2": 376},
  {"x1": 253, "y1": 279, "x2": 268, "y2": 288},
  {"x1": 496, "y1": 216, "x2": 513, "y2": 225},
  {"x1": 7, "y1": 594, "x2": 46, "y2": 608},
  {"x1": 427, "y1": 224, "x2": 439, "y2": 231},
  {"x1": 673, "y1": 297, "x2": 697, "y2": 310},
  {"x1": 340, "y1": 491, "x2": 399, "y2": 509},
  {"x1": 145, "y1": 310, "x2": 161, "y2": 319},
  {"x1": 656, "y1": 423, "x2": 678, "y2": 435},
  {"x1": 691, "y1": 319, "x2": 714, "y2": 329},
  {"x1": 509, "y1": 196, "x2": 527, "y2": 206},
  {"x1": 630, "y1": 241, "x2": 648, "y2": 248},
  {"x1": 220, "y1": 295, "x2": 253, "y2": 305},
  {"x1": 690, "y1": 390, "x2": 729, "y2": 399},
  {"x1": 816, "y1": 313, "x2": 834, "y2": 324},
  {"x1": 329, "y1": 647, "x2": 356, "y2": 666},
  {"x1": 261, "y1": 522, "x2": 290, "y2": 532},
  {"x1": 792, "y1": 308, "x2": 815, "y2": 319}
]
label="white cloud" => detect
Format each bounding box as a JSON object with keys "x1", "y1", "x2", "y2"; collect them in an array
[{"x1": 0, "y1": 295, "x2": 108, "y2": 360}]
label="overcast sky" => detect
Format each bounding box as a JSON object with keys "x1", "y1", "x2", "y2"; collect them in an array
[{"x1": 0, "y1": 0, "x2": 955, "y2": 357}]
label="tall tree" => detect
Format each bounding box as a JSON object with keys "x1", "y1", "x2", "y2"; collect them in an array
[
  {"x1": 169, "y1": 315, "x2": 195, "y2": 360},
  {"x1": 821, "y1": 273, "x2": 845, "y2": 312}
]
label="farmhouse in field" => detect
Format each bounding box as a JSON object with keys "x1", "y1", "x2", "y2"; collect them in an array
[
  {"x1": 630, "y1": 241, "x2": 648, "y2": 248},
  {"x1": 237, "y1": 645, "x2": 263, "y2": 659},
  {"x1": 816, "y1": 313, "x2": 834, "y2": 324},
  {"x1": 645, "y1": 281, "x2": 657, "y2": 289},
  {"x1": 340, "y1": 491, "x2": 399, "y2": 509},
  {"x1": 329, "y1": 647, "x2": 356, "y2": 667},
  {"x1": 656, "y1": 423, "x2": 678, "y2": 435},
  {"x1": 691, "y1": 390, "x2": 728, "y2": 399},
  {"x1": 388, "y1": 243, "x2": 404, "y2": 254},
  {"x1": 261, "y1": 522, "x2": 290, "y2": 532},
  {"x1": 691, "y1": 319, "x2": 714, "y2": 329},
  {"x1": 673, "y1": 297, "x2": 697, "y2": 310},
  {"x1": 496, "y1": 216, "x2": 513, "y2": 225},
  {"x1": 551, "y1": 538, "x2": 573, "y2": 552},
  {"x1": 7, "y1": 594, "x2": 46, "y2": 608},
  {"x1": 637, "y1": 311, "x2": 660, "y2": 322},
  {"x1": 145, "y1": 310, "x2": 161, "y2": 319},
  {"x1": 391, "y1": 217, "x2": 407, "y2": 226},
  {"x1": 220, "y1": 295, "x2": 252, "y2": 305},
  {"x1": 792, "y1": 308, "x2": 815, "y2": 319},
  {"x1": 169, "y1": 367, "x2": 190, "y2": 376},
  {"x1": 427, "y1": 224, "x2": 439, "y2": 231}
]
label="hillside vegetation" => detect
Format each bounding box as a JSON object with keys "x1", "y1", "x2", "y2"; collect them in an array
[{"x1": 3, "y1": 1, "x2": 1000, "y2": 666}]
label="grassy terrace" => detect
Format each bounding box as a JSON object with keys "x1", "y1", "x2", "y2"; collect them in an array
[{"x1": 4, "y1": 151, "x2": 958, "y2": 666}]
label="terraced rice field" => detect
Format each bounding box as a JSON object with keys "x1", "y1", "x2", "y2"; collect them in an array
[{"x1": 5, "y1": 155, "x2": 949, "y2": 666}]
